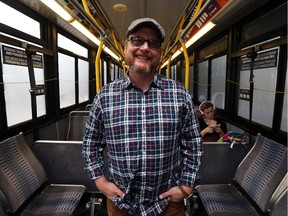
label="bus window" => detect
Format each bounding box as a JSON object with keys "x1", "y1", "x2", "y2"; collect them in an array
[
  {"x1": 59, "y1": 53, "x2": 75, "y2": 108},
  {"x1": 281, "y1": 65, "x2": 287, "y2": 132},
  {"x1": 78, "y1": 59, "x2": 89, "y2": 103},
  {"x1": 58, "y1": 34, "x2": 88, "y2": 58},
  {"x1": 103, "y1": 60, "x2": 108, "y2": 86},
  {"x1": 188, "y1": 65, "x2": 194, "y2": 96},
  {"x1": 171, "y1": 65, "x2": 177, "y2": 81},
  {"x1": 0, "y1": 2, "x2": 40, "y2": 38},
  {"x1": 0, "y1": 2, "x2": 45, "y2": 126},
  {"x1": 197, "y1": 61, "x2": 209, "y2": 101},
  {"x1": 1, "y1": 44, "x2": 45, "y2": 126},
  {"x1": 57, "y1": 34, "x2": 89, "y2": 108},
  {"x1": 211, "y1": 55, "x2": 226, "y2": 109},
  {"x1": 238, "y1": 43, "x2": 279, "y2": 128}
]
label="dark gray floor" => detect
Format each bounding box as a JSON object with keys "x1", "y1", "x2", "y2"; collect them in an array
[
  {"x1": 75, "y1": 193, "x2": 207, "y2": 216},
  {"x1": 75, "y1": 193, "x2": 108, "y2": 216}
]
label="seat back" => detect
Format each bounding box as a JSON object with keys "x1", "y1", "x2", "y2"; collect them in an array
[
  {"x1": 33, "y1": 140, "x2": 98, "y2": 192},
  {"x1": 235, "y1": 133, "x2": 287, "y2": 212},
  {"x1": 0, "y1": 133, "x2": 47, "y2": 213},
  {"x1": 197, "y1": 142, "x2": 248, "y2": 184},
  {"x1": 66, "y1": 111, "x2": 89, "y2": 141}
]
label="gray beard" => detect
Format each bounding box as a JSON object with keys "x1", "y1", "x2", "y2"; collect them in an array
[{"x1": 130, "y1": 64, "x2": 152, "y2": 75}]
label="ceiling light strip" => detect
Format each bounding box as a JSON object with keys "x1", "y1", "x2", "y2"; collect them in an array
[{"x1": 40, "y1": 0, "x2": 119, "y2": 61}]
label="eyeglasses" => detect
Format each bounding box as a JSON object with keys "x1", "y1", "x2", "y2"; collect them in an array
[{"x1": 128, "y1": 36, "x2": 162, "y2": 49}]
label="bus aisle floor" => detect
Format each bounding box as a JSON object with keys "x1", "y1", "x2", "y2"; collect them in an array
[
  {"x1": 74, "y1": 193, "x2": 108, "y2": 216},
  {"x1": 187, "y1": 195, "x2": 208, "y2": 216},
  {"x1": 74, "y1": 193, "x2": 207, "y2": 216}
]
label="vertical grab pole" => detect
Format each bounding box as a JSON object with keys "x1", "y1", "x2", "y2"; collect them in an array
[
  {"x1": 247, "y1": 47, "x2": 257, "y2": 145},
  {"x1": 81, "y1": 0, "x2": 105, "y2": 93},
  {"x1": 26, "y1": 49, "x2": 39, "y2": 141},
  {"x1": 166, "y1": 56, "x2": 172, "y2": 78},
  {"x1": 181, "y1": 41, "x2": 190, "y2": 89},
  {"x1": 96, "y1": 39, "x2": 104, "y2": 93}
]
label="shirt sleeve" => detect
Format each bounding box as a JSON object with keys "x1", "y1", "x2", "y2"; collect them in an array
[
  {"x1": 82, "y1": 95, "x2": 106, "y2": 180},
  {"x1": 180, "y1": 93, "x2": 203, "y2": 187}
]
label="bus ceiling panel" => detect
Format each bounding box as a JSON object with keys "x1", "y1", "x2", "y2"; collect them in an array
[
  {"x1": 212, "y1": 0, "x2": 271, "y2": 29},
  {"x1": 186, "y1": 0, "x2": 273, "y2": 52},
  {"x1": 18, "y1": 0, "x2": 275, "y2": 54},
  {"x1": 73, "y1": 0, "x2": 273, "y2": 49},
  {"x1": 95, "y1": 0, "x2": 192, "y2": 45},
  {"x1": 18, "y1": 0, "x2": 193, "y2": 50}
]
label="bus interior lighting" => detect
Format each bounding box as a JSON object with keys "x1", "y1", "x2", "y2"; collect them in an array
[
  {"x1": 40, "y1": 0, "x2": 73, "y2": 22},
  {"x1": 162, "y1": 21, "x2": 215, "y2": 67},
  {"x1": 41, "y1": 0, "x2": 119, "y2": 61},
  {"x1": 70, "y1": 20, "x2": 101, "y2": 46},
  {"x1": 185, "y1": 21, "x2": 215, "y2": 48}
]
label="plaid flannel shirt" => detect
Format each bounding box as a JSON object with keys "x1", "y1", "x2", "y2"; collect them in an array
[{"x1": 83, "y1": 73, "x2": 202, "y2": 216}]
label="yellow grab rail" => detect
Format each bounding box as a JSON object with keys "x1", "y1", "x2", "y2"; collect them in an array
[{"x1": 96, "y1": 39, "x2": 104, "y2": 93}]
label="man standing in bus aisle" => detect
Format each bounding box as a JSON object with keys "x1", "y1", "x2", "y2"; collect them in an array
[{"x1": 82, "y1": 17, "x2": 203, "y2": 216}]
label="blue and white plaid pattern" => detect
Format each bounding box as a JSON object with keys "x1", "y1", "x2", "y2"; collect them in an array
[{"x1": 83, "y1": 74, "x2": 202, "y2": 215}]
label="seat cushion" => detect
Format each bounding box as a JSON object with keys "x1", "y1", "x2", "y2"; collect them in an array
[
  {"x1": 20, "y1": 184, "x2": 86, "y2": 216},
  {"x1": 196, "y1": 184, "x2": 260, "y2": 216}
]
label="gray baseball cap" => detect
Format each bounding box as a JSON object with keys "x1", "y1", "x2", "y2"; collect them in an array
[{"x1": 126, "y1": 18, "x2": 165, "y2": 42}]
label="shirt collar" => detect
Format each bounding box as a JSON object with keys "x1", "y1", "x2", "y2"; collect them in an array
[{"x1": 121, "y1": 72, "x2": 164, "y2": 91}]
